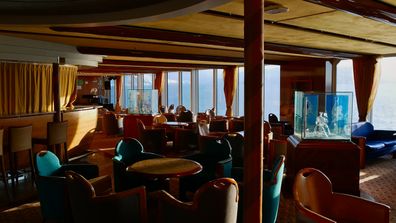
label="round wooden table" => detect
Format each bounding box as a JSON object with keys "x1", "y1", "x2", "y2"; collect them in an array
[
  {"x1": 127, "y1": 157, "x2": 202, "y2": 178},
  {"x1": 127, "y1": 158, "x2": 202, "y2": 197}
]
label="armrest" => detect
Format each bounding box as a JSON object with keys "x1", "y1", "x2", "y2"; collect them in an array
[
  {"x1": 216, "y1": 157, "x2": 232, "y2": 178},
  {"x1": 149, "y1": 190, "x2": 194, "y2": 221},
  {"x1": 140, "y1": 152, "x2": 164, "y2": 160},
  {"x1": 60, "y1": 164, "x2": 99, "y2": 179},
  {"x1": 92, "y1": 186, "x2": 148, "y2": 223},
  {"x1": 89, "y1": 175, "x2": 112, "y2": 196},
  {"x1": 372, "y1": 130, "x2": 396, "y2": 139},
  {"x1": 295, "y1": 202, "x2": 336, "y2": 223},
  {"x1": 330, "y1": 193, "x2": 389, "y2": 223}
]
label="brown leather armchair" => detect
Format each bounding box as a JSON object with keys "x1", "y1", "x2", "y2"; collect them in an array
[
  {"x1": 293, "y1": 168, "x2": 390, "y2": 223},
  {"x1": 137, "y1": 119, "x2": 167, "y2": 153},
  {"x1": 65, "y1": 171, "x2": 148, "y2": 223},
  {"x1": 150, "y1": 178, "x2": 238, "y2": 223}
]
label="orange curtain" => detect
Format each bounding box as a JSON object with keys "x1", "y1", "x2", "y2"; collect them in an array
[
  {"x1": 223, "y1": 66, "x2": 237, "y2": 117},
  {"x1": 154, "y1": 71, "x2": 164, "y2": 107},
  {"x1": 353, "y1": 56, "x2": 381, "y2": 122},
  {"x1": 0, "y1": 62, "x2": 53, "y2": 116},
  {"x1": 59, "y1": 65, "x2": 78, "y2": 110},
  {"x1": 115, "y1": 76, "x2": 122, "y2": 112}
]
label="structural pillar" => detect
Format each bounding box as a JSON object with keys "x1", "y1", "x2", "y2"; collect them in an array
[
  {"x1": 243, "y1": 0, "x2": 264, "y2": 222},
  {"x1": 52, "y1": 61, "x2": 61, "y2": 122}
]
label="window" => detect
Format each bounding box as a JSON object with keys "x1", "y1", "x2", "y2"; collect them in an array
[
  {"x1": 216, "y1": 69, "x2": 226, "y2": 116},
  {"x1": 143, "y1": 74, "x2": 153, "y2": 89},
  {"x1": 167, "y1": 72, "x2": 179, "y2": 107},
  {"x1": 122, "y1": 74, "x2": 153, "y2": 109},
  {"x1": 181, "y1": 71, "x2": 191, "y2": 110},
  {"x1": 238, "y1": 67, "x2": 244, "y2": 116},
  {"x1": 336, "y1": 60, "x2": 359, "y2": 123},
  {"x1": 109, "y1": 79, "x2": 116, "y2": 105},
  {"x1": 372, "y1": 57, "x2": 396, "y2": 129},
  {"x1": 264, "y1": 65, "x2": 281, "y2": 119},
  {"x1": 198, "y1": 69, "x2": 214, "y2": 112}
]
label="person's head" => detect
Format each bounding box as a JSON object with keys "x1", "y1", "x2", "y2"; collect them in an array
[
  {"x1": 168, "y1": 104, "x2": 175, "y2": 113},
  {"x1": 159, "y1": 105, "x2": 166, "y2": 114}
]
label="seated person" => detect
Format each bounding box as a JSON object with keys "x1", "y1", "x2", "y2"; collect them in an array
[
  {"x1": 154, "y1": 106, "x2": 167, "y2": 124},
  {"x1": 177, "y1": 110, "x2": 193, "y2": 122},
  {"x1": 175, "y1": 105, "x2": 187, "y2": 115},
  {"x1": 168, "y1": 104, "x2": 175, "y2": 113}
]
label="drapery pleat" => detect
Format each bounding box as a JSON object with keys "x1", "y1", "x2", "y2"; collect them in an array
[
  {"x1": 223, "y1": 66, "x2": 237, "y2": 117},
  {"x1": 353, "y1": 56, "x2": 381, "y2": 122},
  {"x1": 59, "y1": 65, "x2": 78, "y2": 110},
  {"x1": 67, "y1": 85, "x2": 78, "y2": 110},
  {"x1": 115, "y1": 76, "x2": 122, "y2": 112},
  {"x1": 154, "y1": 71, "x2": 164, "y2": 107},
  {"x1": 0, "y1": 62, "x2": 53, "y2": 116}
]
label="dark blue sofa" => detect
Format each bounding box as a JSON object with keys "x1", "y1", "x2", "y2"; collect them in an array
[{"x1": 351, "y1": 122, "x2": 396, "y2": 164}]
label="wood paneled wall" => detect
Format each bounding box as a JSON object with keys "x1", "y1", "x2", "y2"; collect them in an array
[{"x1": 280, "y1": 59, "x2": 326, "y2": 124}]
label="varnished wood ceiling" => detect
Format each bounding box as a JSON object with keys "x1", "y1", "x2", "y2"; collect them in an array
[{"x1": 1, "y1": 0, "x2": 396, "y2": 72}]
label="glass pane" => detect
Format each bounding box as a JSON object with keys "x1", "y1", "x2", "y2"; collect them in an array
[
  {"x1": 198, "y1": 69, "x2": 214, "y2": 112},
  {"x1": 181, "y1": 71, "x2": 191, "y2": 110},
  {"x1": 238, "y1": 67, "x2": 244, "y2": 116},
  {"x1": 216, "y1": 69, "x2": 226, "y2": 116},
  {"x1": 123, "y1": 75, "x2": 132, "y2": 108},
  {"x1": 110, "y1": 79, "x2": 116, "y2": 105},
  {"x1": 132, "y1": 75, "x2": 138, "y2": 89},
  {"x1": 372, "y1": 57, "x2": 396, "y2": 129},
  {"x1": 167, "y1": 72, "x2": 179, "y2": 107},
  {"x1": 336, "y1": 60, "x2": 359, "y2": 123},
  {"x1": 264, "y1": 65, "x2": 280, "y2": 119},
  {"x1": 143, "y1": 74, "x2": 153, "y2": 89}
]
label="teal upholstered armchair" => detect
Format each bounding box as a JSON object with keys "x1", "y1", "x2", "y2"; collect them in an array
[
  {"x1": 263, "y1": 155, "x2": 285, "y2": 223},
  {"x1": 180, "y1": 137, "x2": 232, "y2": 197},
  {"x1": 113, "y1": 138, "x2": 163, "y2": 192},
  {"x1": 35, "y1": 150, "x2": 108, "y2": 223},
  {"x1": 222, "y1": 133, "x2": 244, "y2": 182}
]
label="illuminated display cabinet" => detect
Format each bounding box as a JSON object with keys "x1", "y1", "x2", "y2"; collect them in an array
[
  {"x1": 294, "y1": 91, "x2": 353, "y2": 140},
  {"x1": 128, "y1": 89, "x2": 158, "y2": 114}
]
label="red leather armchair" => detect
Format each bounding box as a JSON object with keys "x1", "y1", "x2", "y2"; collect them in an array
[{"x1": 294, "y1": 168, "x2": 390, "y2": 223}]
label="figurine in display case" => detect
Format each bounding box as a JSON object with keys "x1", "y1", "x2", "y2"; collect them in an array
[{"x1": 294, "y1": 91, "x2": 353, "y2": 140}]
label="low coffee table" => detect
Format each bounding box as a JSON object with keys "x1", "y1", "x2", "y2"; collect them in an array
[{"x1": 127, "y1": 158, "x2": 202, "y2": 197}]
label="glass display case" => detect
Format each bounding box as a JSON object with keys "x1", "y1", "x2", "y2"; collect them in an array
[
  {"x1": 294, "y1": 91, "x2": 353, "y2": 140},
  {"x1": 128, "y1": 89, "x2": 158, "y2": 114}
]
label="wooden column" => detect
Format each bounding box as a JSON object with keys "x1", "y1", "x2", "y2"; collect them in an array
[
  {"x1": 243, "y1": 0, "x2": 264, "y2": 222},
  {"x1": 52, "y1": 62, "x2": 61, "y2": 122}
]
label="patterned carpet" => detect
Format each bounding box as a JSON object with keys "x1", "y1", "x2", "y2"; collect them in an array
[{"x1": 1, "y1": 134, "x2": 396, "y2": 222}]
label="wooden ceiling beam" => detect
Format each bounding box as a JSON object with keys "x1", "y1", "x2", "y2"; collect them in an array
[
  {"x1": 305, "y1": 0, "x2": 396, "y2": 27},
  {"x1": 100, "y1": 59, "x2": 228, "y2": 69},
  {"x1": 78, "y1": 66, "x2": 170, "y2": 73},
  {"x1": 264, "y1": 42, "x2": 361, "y2": 59},
  {"x1": 204, "y1": 9, "x2": 396, "y2": 49},
  {"x1": 50, "y1": 25, "x2": 244, "y2": 48},
  {"x1": 77, "y1": 46, "x2": 244, "y2": 63}
]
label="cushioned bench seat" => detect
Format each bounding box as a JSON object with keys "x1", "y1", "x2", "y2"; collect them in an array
[{"x1": 352, "y1": 122, "x2": 396, "y2": 164}]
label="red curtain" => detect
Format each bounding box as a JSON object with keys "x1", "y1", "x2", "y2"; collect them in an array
[
  {"x1": 353, "y1": 56, "x2": 381, "y2": 122},
  {"x1": 223, "y1": 66, "x2": 237, "y2": 117},
  {"x1": 154, "y1": 71, "x2": 164, "y2": 107},
  {"x1": 115, "y1": 76, "x2": 122, "y2": 113}
]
